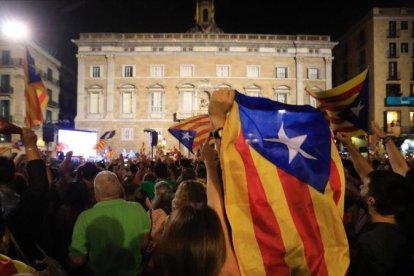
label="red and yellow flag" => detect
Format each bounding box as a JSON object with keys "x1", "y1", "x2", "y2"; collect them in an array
[
  {"x1": 306, "y1": 69, "x2": 369, "y2": 135},
  {"x1": 23, "y1": 48, "x2": 49, "y2": 128},
  {"x1": 221, "y1": 92, "x2": 349, "y2": 275},
  {"x1": 93, "y1": 139, "x2": 107, "y2": 151}
]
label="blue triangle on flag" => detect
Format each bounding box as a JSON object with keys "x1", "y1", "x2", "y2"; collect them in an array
[
  {"x1": 168, "y1": 128, "x2": 196, "y2": 153},
  {"x1": 338, "y1": 74, "x2": 369, "y2": 132}
]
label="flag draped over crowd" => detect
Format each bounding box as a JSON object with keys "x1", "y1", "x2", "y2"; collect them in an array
[
  {"x1": 306, "y1": 69, "x2": 369, "y2": 135},
  {"x1": 221, "y1": 92, "x2": 349, "y2": 275},
  {"x1": 24, "y1": 48, "x2": 49, "y2": 128},
  {"x1": 168, "y1": 114, "x2": 211, "y2": 154}
]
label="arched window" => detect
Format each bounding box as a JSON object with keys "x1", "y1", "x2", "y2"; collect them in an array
[
  {"x1": 86, "y1": 85, "x2": 104, "y2": 118},
  {"x1": 148, "y1": 84, "x2": 165, "y2": 119},
  {"x1": 274, "y1": 85, "x2": 291, "y2": 104},
  {"x1": 119, "y1": 84, "x2": 136, "y2": 118},
  {"x1": 244, "y1": 84, "x2": 262, "y2": 97},
  {"x1": 215, "y1": 83, "x2": 232, "y2": 90}
]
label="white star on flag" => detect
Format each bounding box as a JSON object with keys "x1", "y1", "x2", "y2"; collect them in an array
[
  {"x1": 182, "y1": 132, "x2": 193, "y2": 140},
  {"x1": 264, "y1": 122, "x2": 317, "y2": 164},
  {"x1": 350, "y1": 101, "x2": 364, "y2": 118}
]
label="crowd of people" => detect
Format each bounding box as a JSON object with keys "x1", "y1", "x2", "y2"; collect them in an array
[{"x1": 0, "y1": 89, "x2": 413, "y2": 275}]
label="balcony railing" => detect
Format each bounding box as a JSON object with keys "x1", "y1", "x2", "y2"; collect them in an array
[
  {"x1": 40, "y1": 72, "x2": 59, "y2": 86},
  {"x1": 0, "y1": 58, "x2": 23, "y2": 67},
  {"x1": 387, "y1": 72, "x2": 401, "y2": 80},
  {"x1": 0, "y1": 86, "x2": 13, "y2": 94},
  {"x1": 48, "y1": 100, "x2": 59, "y2": 108},
  {"x1": 387, "y1": 30, "x2": 400, "y2": 38}
]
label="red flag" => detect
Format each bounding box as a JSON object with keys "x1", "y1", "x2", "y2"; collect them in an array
[{"x1": 24, "y1": 48, "x2": 49, "y2": 128}]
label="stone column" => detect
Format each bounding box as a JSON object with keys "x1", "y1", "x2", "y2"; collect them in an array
[
  {"x1": 75, "y1": 54, "x2": 85, "y2": 123},
  {"x1": 105, "y1": 54, "x2": 115, "y2": 119},
  {"x1": 324, "y1": 56, "x2": 334, "y2": 89},
  {"x1": 295, "y1": 56, "x2": 304, "y2": 105}
]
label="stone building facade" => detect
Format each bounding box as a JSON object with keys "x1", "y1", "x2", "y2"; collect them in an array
[
  {"x1": 72, "y1": 1, "x2": 337, "y2": 155},
  {"x1": 0, "y1": 39, "x2": 60, "y2": 147}
]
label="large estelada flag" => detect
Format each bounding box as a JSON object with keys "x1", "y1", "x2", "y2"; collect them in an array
[
  {"x1": 306, "y1": 69, "x2": 369, "y2": 135},
  {"x1": 221, "y1": 92, "x2": 349, "y2": 275},
  {"x1": 23, "y1": 48, "x2": 49, "y2": 128},
  {"x1": 168, "y1": 114, "x2": 211, "y2": 154}
]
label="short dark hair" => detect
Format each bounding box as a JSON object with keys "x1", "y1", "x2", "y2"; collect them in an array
[
  {"x1": 156, "y1": 205, "x2": 226, "y2": 276},
  {"x1": 154, "y1": 162, "x2": 168, "y2": 179},
  {"x1": 368, "y1": 170, "x2": 411, "y2": 215},
  {"x1": 79, "y1": 162, "x2": 102, "y2": 181},
  {"x1": 0, "y1": 156, "x2": 15, "y2": 184}
]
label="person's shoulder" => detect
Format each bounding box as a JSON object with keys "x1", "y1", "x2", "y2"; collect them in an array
[{"x1": 123, "y1": 200, "x2": 147, "y2": 212}]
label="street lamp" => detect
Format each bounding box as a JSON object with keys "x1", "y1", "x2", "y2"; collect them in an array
[{"x1": 1, "y1": 20, "x2": 29, "y2": 40}]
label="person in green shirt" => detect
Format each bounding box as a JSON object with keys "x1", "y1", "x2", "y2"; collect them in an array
[{"x1": 69, "y1": 171, "x2": 150, "y2": 276}]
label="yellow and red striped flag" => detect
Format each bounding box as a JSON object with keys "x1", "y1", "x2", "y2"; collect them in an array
[
  {"x1": 23, "y1": 48, "x2": 49, "y2": 128},
  {"x1": 93, "y1": 139, "x2": 107, "y2": 151},
  {"x1": 168, "y1": 114, "x2": 212, "y2": 154},
  {"x1": 306, "y1": 69, "x2": 369, "y2": 135},
  {"x1": 221, "y1": 92, "x2": 349, "y2": 275}
]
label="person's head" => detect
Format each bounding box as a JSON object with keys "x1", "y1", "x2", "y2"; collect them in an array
[
  {"x1": 0, "y1": 156, "x2": 15, "y2": 185},
  {"x1": 94, "y1": 171, "x2": 124, "y2": 202},
  {"x1": 179, "y1": 167, "x2": 196, "y2": 182},
  {"x1": 154, "y1": 162, "x2": 168, "y2": 179},
  {"x1": 79, "y1": 162, "x2": 102, "y2": 182},
  {"x1": 361, "y1": 170, "x2": 410, "y2": 216},
  {"x1": 156, "y1": 205, "x2": 226, "y2": 276},
  {"x1": 172, "y1": 180, "x2": 207, "y2": 212},
  {"x1": 152, "y1": 181, "x2": 174, "y2": 214},
  {"x1": 195, "y1": 163, "x2": 207, "y2": 179}
]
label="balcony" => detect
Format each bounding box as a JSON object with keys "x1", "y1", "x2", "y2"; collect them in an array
[
  {"x1": 0, "y1": 58, "x2": 23, "y2": 67},
  {"x1": 387, "y1": 51, "x2": 398, "y2": 58},
  {"x1": 0, "y1": 86, "x2": 13, "y2": 95},
  {"x1": 387, "y1": 29, "x2": 400, "y2": 38},
  {"x1": 47, "y1": 100, "x2": 59, "y2": 108},
  {"x1": 384, "y1": 96, "x2": 414, "y2": 106},
  {"x1": 40, "y1": 72, "x2": 60, "y2": 86},
  {"x1": 387, "y1": 72, "x2": 401, "y2": 81}
]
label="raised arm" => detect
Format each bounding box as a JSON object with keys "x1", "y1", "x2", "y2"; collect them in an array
[
  {"x1": 371, "y1": 121, "x2": 409, "y2": 176},
  {"x1": 208, "y1": 89, "x2": 235, "y2": 153},
  {"x1": 203, "y1": 142, "x2": 240, "y2": 276},
  {"x1": 206, "y1": 89, "x2": 240, "y2": 275},
  {"x1": 336, "y1": 132, "x2": 373, "y2": 184}
]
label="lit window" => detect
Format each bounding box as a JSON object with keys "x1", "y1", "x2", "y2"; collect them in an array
[
  {"x1": 91, "y1": 66, "x2": 102, "y2": 78},
  {"x1": 121, "y1": 128, "x2": 134, "y2": 141},
  {"x1": 123, "y1": 65, "x2": 135, "y2": 78},
  {"x1": 245, "y1": 85, "x2": 261, "y2": 97},
  {"x1": 276, "y1": 67, "x2": 288, "y2": 79},
  {"x1": 384, "y1": 111, "x2": 401, "y2": 134},
  {"x1": 216, "y1": 65, "x2": 230, "y2": 77},
  {"x1": 148, "y1": 84, "x2": 165, "y2": 118},
  {"x1": 150, "y1": 65, "x2": 164, "y2": 77},
  {"x1": 89, "y1": 92, "x2": 100, "y2": 114},
  {"x1": 180, "y1": 64, "x2": 194, "y2": 77},
  {"x1": 246, "y1": 65, "x2": 260, "y2": 78},
  {"x1": 274, "y1": 86, "x2": 290, "y2": 104},
  {"x1": 307, "y1": 68, "x2": 319, "y2": 79},
  {"x1": 122, "y1": 91, "x2": 133, "y2": 114}
]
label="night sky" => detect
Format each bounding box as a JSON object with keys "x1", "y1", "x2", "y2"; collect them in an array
[{"x1": 0, "y1": 0, "x2": 412, "y2": 70}]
